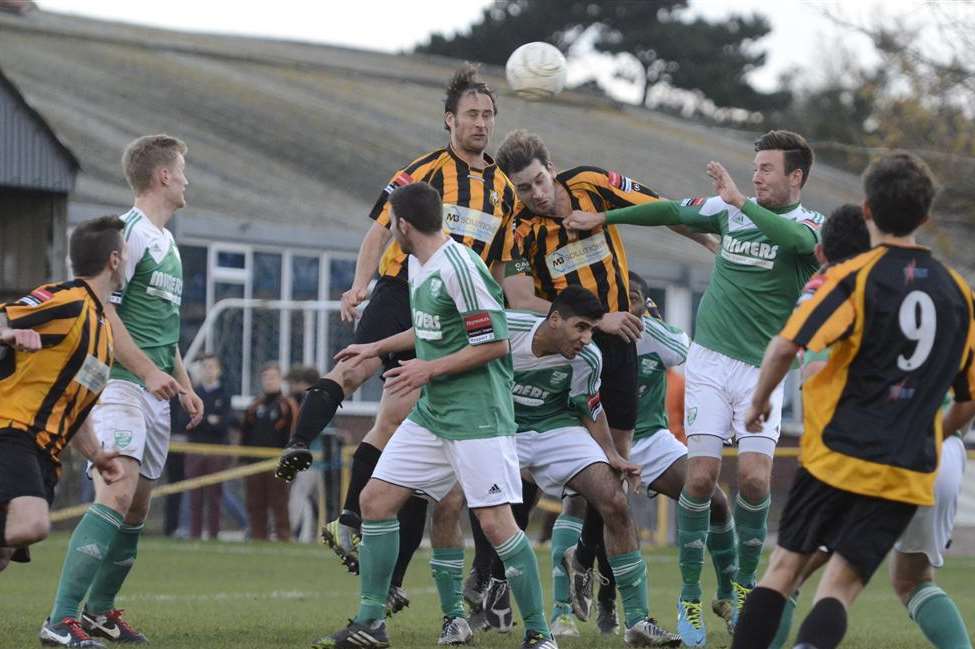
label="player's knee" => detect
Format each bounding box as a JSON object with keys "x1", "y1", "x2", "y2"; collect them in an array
[
  {"x1": 359, "y1": 482, "x2": 390, "y2": 520},
  {"x1": 737, "y1": 472, "x2": 770, "y2": 502},
  {"x1": 8, "y1": 517, "x2": 49, "y2": 545},
  {"x1": 329, "y1": 361, "x2": 368, "y2": 395},
  {"x1": 684, "y1": 469, "x2": 717, "y2": 499},
  {"x1": 597, "y1": 489, "x2": 631, "y2": 530}
]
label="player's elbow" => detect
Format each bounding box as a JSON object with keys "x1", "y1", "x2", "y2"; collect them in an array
[{"x1": 479, "y1": 340, "x2": 509, "y2": 362}]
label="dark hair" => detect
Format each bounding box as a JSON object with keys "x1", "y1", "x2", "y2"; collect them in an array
[
  {"x1": 627, "y1": 271, "x2": 649, "y2": 298},
  {"x1": 821, "y1": 204, "x2": 871, "y2": 263},
  {"x1": 496, "y1": 129, "x2": 551, "y2": 177},
  {"x1": 261, "y1": 361, "x2": 281, "y2": 375},
  {"x1": 754, "y1": 130, "x2": 814, "y2": 188},
  {"x1": 390, "y1": 183, "x2": 443, "y2": 234},
  {"x1": 122, "y1": 134, "x2": 187, "y2": 193},
  {"x1": 549, "y1": 286, "x2": 607, "y2": 321},
  {"x1": 286, "y1": 365, "x2": 320, "y2": 386},
  {"x1": 444, "y1": 63, "x2": 497, "y2": 132},
  {"x1": 862, "y1": 153, "x2": 937, "y2": 237},
  {"x1": 69, "y1": 216, "x2": 125, "y2": 277}
]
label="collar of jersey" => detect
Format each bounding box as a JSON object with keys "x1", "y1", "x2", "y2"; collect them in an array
[
  {"x1": 753, "y1": 199, "x2": 801, "y2": 215},
  {"x1": 446, "y1": 143, "x2": 494, "y2": 173}
]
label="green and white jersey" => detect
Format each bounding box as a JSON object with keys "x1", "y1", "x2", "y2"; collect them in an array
[
  {"x1": 110, "y1": 208, "x2": 182, "y2": 384},
  {"x1": 634, "y1": 316, "x2": 690, "y2": 441},
  {"x1": 406, "y1": 238, "x2": 515, "y2": 440},
  {"x1": 679, "y1": 196, "x2": 822, "y2": 366},
  {"x1": 507, "y1": 311, "x2": 603, "y2": 433}
]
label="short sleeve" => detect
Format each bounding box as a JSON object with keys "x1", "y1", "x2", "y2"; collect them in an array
[
  {"x1": 594, "y1": 169, "x2": 661, "y2": 209},
  {"x1": 111, "y1": 226, "x2": 149, "y2": 305},
  {"x1": 569, "y1": 344, "x2": 603, "y2": 421},
  {"x1": 369, "y1": 169, "x2": 415, "y2": 229},
  {"x1": 780, "y1": 268, "x2": 859, "y2": 352},
  {"x1": 636, "y1": 317, "x2": 689, "y2": 368},
  {"x1": 442, "y1": 246, "x2": 508, "y2": 346}
]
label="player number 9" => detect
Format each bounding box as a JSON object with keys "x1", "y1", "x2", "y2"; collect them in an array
[{"x1": 897, "y1": 290, "x2": 936, "y2": 371}]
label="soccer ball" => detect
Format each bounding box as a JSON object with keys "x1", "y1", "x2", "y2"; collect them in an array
[{"x1": 505, "y1": 42, "x2": 567, "y2": 100}]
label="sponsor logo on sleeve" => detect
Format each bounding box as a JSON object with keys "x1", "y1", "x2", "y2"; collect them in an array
[
  {"x1": 607, "y1": 170, "x2": 639, "y2": 193},
  {"x1": 464, "y1": 311, "x2": 496, "y2": 345},
  {"x1": 587, "y1": 393, "x2": 601, "y2": 416},
  {"x1": 383, "y1": 171, "x2": 414, "y2": 195},
  {"x1": 796, "y1": 273, "x2": 826, "y2": 305},
  {"x1": 681, "y1": 197, "x2": 706, "y2": 207}
]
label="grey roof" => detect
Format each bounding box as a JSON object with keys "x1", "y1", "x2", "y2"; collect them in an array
[
  {"x1": 0, "y1": 9, "x2": 871, "y2": 283},
  {"x1": 0, "y1": 66, "x2": 78, "y2": 193}
]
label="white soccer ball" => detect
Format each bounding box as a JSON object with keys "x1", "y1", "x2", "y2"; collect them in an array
[{"x1": 505, "y1": 42, "x2": 567, "y2": 100}]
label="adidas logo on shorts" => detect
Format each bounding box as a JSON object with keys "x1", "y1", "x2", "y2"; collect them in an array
[{"x1": 488, "y1": 484, "x2": 502, "y2": 495}]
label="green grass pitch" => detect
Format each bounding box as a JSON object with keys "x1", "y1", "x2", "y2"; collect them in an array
[{"x1": 2, "y1": 533, "x2": 973, "y2": 648}]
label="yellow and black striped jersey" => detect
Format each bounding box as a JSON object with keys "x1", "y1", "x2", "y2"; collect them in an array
[
  {"x1": 511, "y1": 166, "x2": 660, "y2": 312},
  {"x1": 782, "y1": 244, "x2": 975, "y2": 506},
  {"x1": 371, "y1": 145, "x2": 517, "y2": 280},
  {"x1": 0, "y1": 280, "x2": 114, "y2": 468}
]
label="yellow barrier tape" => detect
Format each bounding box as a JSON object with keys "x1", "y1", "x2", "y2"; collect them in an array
[
  {"x1": 168, "y1": 441, "x2": 322, "y2": 459},
  {"x1": 50, "y1": 459, "x2": 279, "y2": 523}
]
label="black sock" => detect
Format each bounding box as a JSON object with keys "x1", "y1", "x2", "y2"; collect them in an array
[
  {"x1": 391, "y1": 496, "x2": 427, "y2": 588},
  {"x1": 469, "y1": 509, "x2": 494, "y2": 579},
  {"x1": 490, "y1": 553, "x2": 507, "y2": 580},
  {"x1": 596, "y1": 543, "x2": 616, "y2": 605},
  {"x1": 292, "y1": 378, "x2": 344, "y2": 445},
  {"x1": 0, "y1": 509, "x2": 7, "y2": 546},
  {"x1": 576, "y1": 506, "x2": 604, "y2": 568},
  {"x1": 794, "y1": 597, "x2": 847, "y2": 649},
  {"x1": 342, "y1": 442, "x2": 382, "y2": 515},
  {"x1": 730, "y1": 586, "x2": 786, "y2": 649},
  {"x1": 512, "y1": 501, "x2": 532, "y2": 530}
]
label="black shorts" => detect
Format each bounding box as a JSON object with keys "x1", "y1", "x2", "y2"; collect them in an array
[
  {"x1": 592, "y1": 329, "x2": 638, "y2": 431},
  {"x1": 0, "y1": 428, "x2": 57, "y2": 506},
  {"x1": 777, "y1": 468, "x2": 917, "y2": 583},
  {"x1": 353, "y1": 276, "x2": 416, "y2": 374}
]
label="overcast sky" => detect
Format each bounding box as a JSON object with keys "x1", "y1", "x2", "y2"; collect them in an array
[{"x1": 37, "y1": 0, "x2": 931, "y2": 92}]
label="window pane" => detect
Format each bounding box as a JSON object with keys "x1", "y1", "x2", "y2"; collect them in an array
[
  {"x1": 179, "y1": 245, "x2": 207, "y2": 354},
  {"x1": 329, "y1": 258, "x2": 355, "y2": 300},
  {"x1": 292, "y1": 256, "x2": 320, "y2": 301},
  {"x1": 253, "y1": 252, "x2": 282, "y2": 300},
  {"x1": 217, "y1": 251, "x2": 246, "y2": 269},
  {"x1": 213, "y1": 283, "x2": 245, "y2": 395}
]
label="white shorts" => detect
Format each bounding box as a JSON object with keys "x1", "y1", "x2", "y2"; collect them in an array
[
  {"x1": 684, "y1": 343, "x2": 784, "y2": 457},
  {"x1": 631, "y1": 430, "x2": 687, "y2": 497},
  {"x1": 373, "y1": 419, "x2": 522, "y2": 508},
  {"x1": 894, "y1": 435, "x2": 966, "y2": 567},
  {"x1": 89, "y1": 379, "x2": 171, "y2": 480},
  {"x1": 516, "y1": 426, "x2": 608, "y2": 498}
]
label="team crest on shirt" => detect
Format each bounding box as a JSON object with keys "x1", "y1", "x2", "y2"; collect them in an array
[
  {"x1": 550, "y1": 370, "x2": 568, "y2": 386},
  {"x1": 428, "y1": 278, "x2": 443, "y2": 297},
  {"x1": 490, "y1": 190, "x2": 500, "y2": 207},
  {"x1": 641, "y1": 357, "x2": 660, "y2": 374}
]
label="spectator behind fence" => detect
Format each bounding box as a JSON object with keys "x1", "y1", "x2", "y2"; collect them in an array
[
  {"x1": 241, "y1": 363, "x2": 297, "y2": 541},
  {"x1": 286, "y1": 365, "x2": 326, "y2": 543},
  {"x1": 184, "y1": 353, "x2": 234, "y2": 540}
]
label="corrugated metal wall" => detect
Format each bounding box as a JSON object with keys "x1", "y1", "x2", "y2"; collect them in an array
[
  {"x1": 0, "y1": 80, "x2": 75, "y2": 193},
  {"x1": 0, "y1": 189, "x2": 67, "y2": 297}
]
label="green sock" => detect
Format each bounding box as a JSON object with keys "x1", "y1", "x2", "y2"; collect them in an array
[
  {"x1": 430, "y1": 548, "x2": 465, "y2": 619},
  {"x1": 733, "y1": 493, "x2": 770, "y2": 587},
  {"x1": 769, "y1": 592, "x2": 797, "y2": 649},
  {"x1": 50, "y1": 504, "x2": 123, "y2": 622},
  {"x1": 550, "y1": 514, "x2": 583, "y2": 619},
  {"x1": 677, "y1": 490, "x2": 710, "y2": 602},
  {"x1": 908, "y1": 582, "x2": 973, "y2": 649},
  {"x1": 609, "y1": 551, "x2": 648, "y2": 627},
  {"x1": 86, "y1": 521, "x2": 143, "y2": 614},
  {"x1": 706, "y1": 518, "x2": 737, "y2": 601},
  {"x1": 355, "y1": 519, "x2": 399, "y2": 624},
  {"x1": 495, "y1": 530, "x2": 549, "y2": 637}
]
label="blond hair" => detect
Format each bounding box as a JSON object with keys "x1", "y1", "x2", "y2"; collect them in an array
[{"x1": 121, "y1": 134, "x2": 187, "y2": 194}]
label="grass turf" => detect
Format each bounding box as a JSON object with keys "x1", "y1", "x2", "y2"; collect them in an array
[{"x1": 2, "y1": 533, "x2": 974, "y2": 648}]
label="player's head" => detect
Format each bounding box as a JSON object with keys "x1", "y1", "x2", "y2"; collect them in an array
[
  {"x1": 444, "y1": 63, "x2": 496, "y2": 157},
  {"x1": 69, "y1": 215, "x2": 126, "y2": 290},
  {"x1": 261, "y1": 362, "x2": 282, "y2": 394},
  {"x1": 200, "y1": 352, "x2": 222, "y2": 384},
  {"x1": 627, "y1": 271, "x2": 653, "y2": 318},
  {"x1": 752, "y1": 130, "x2": 813, "y2": 208},
  {"x1": 862, "y1": 152, "x2": 936, "y2": 237},
  {"x1": 546, "y1": 286, "x2": 607, "y2": 359},
  {"x1": 496, "y1": 129, "x2": 557, "y2": 216},
  {"x1": 389, "y1": 183, "x2": 443, "y2": 254},
  {"x1": 817, "y1": 204, "x2": 871, "y2": 265},
  {"x1": 122, "y1": 134, "x2": 188, "y2": 208},
  {"x1": 286, "y1": 365, "x2": 320, "y2": 394}
]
